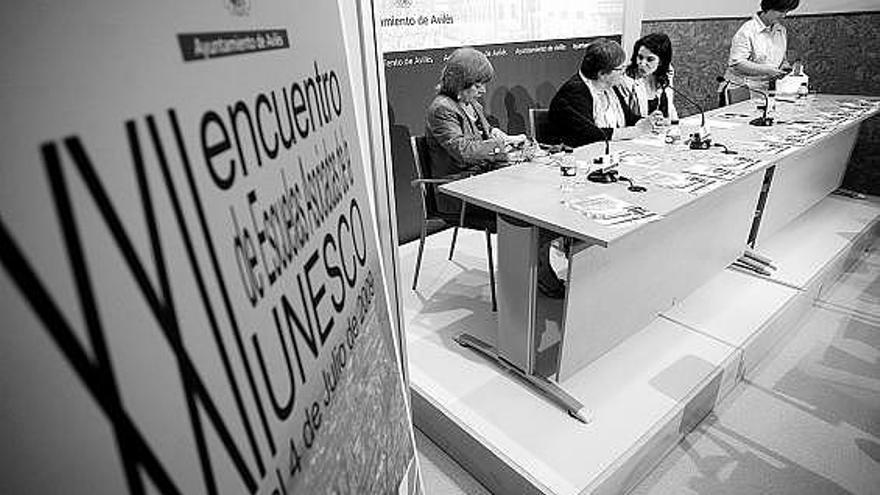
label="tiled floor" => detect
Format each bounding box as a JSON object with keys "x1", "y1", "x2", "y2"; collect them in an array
[{"x1": 630, "y1": 240, "x2": 879, "y2": 495}]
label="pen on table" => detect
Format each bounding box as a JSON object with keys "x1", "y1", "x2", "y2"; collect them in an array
[
  {"x1": 736, "y1": 257, "x2": 772, "y2": 276},
  {"x1": 569, "y1": 407, "x2": 592, "y2": 424},
  {"x1": 743, "y1": 249, "x2": 777, "y2": 270}
]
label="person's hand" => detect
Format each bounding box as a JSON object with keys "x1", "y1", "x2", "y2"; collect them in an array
[
  {"x1": 488, "y1": 137, "x2": 508, "y2": 161},
  {"x1": 489, "y1": 127, "x2": 508, "y2": 141},
  {"x1": 634, "y1": 118, "x2": 653, "y2": 133},
  {"x1": 615, "y1": 118, "x2": 653, "y2": 140},
  {"x1": 649, "y1": 110, "x2": 669, "y2": 132},
  {"x1": 505, "y1": 133, "x2": 527, "y2": 145},
  {"x1": 768, "y1": 64, "x2": 790, "y2": 80}
]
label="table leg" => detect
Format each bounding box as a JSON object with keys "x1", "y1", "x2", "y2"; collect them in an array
[
  {"x1": 496, "y1": 214, "x2": 538, "y2": 373},
  {"x1": 454, "y1": 214, "x2": 592, "y2": 423}
]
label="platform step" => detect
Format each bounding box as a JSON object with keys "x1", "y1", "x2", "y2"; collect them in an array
[{"x1": 405, "y1": 194, "x2": 879, "y2": 495}]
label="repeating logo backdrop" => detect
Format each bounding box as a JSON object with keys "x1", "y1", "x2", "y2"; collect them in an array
[{"x1": 376, "y1": 0, "x2": 624, "y2": 242}]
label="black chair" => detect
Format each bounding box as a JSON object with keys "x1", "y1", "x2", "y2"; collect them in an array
[
  {"x1": 410, "y1": 135, "x2": 497, "y2": 311},
  {"x1": 529, "y1": 108, "x2": 552, "y2": 144}
]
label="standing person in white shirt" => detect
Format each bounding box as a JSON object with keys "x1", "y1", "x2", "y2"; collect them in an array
[{"x1": 723, "y1": 0, "x2": 800, "y2": 96}]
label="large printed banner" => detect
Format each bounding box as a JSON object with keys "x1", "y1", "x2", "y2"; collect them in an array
[
  {"x1": 378, "y1": 0, "x2": 623, "y2": 53},
  {"x1": 0, "y1": 1, "x2": 419, "y2": 494}
]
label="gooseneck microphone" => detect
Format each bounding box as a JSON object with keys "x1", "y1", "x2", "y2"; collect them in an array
[
  {"x1": 663, "y1": 84, "x2": 704, "y2": 127},
  {"x1": 662, "y1": 84, "x2": 712, "y2": 149},
  {"x1": 716, "y1": 76, "x2": 773, "y2": 127},
  {"x1": 713, "y1": 142, "x2": 738, "y2": 155},
  {"x1": 588, "y1": 130, "x2": 619, "y2": 183}
]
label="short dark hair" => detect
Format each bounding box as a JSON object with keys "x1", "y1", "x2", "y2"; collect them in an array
[
  {"x1": 626, "y1": 33, "x2": 673, "y2": 87},
  {"x1": 438, "y1": 47, "x2": 495, "y2": 98},
  {"x1": 761, "y1": 0, "x2": 800, "y2": 12},
  {"x1": 579, "y1": 38, "x2": 626, "y2": 80}
]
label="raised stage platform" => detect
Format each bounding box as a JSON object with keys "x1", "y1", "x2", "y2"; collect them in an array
[{"x1": 400, "y1": 192, "x2": 879, "y2": 495}]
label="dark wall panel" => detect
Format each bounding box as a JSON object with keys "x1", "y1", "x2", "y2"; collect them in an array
[
  {"x1": 385, "y1": 37, "x2": 616, "y2": 243},
  {"x1": 643, "y1": 11, "x2": 880, "y2": 194}
]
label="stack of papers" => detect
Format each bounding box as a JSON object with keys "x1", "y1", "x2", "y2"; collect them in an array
[
  {"x1": 680, "y1": 152, "x2": 760, "y2": 181},
  {"x1": 629, "y1": 135, "x2": 668, "y2": 147},
  {"x1": 714, "y1": 111, "x2": 753, "y2": 122},
  {"x1": 565, "y1": 194, "x2": 660, "y2": 226},
  {"x1": 618, "y1": 150, "x2": 664, "y2": 169},
  {"x1": 681, "y1": 163, "x2": 742, "y2": 181},
  {"x1": 641, "y1": 170, "x2": 722, "y2": 194}
]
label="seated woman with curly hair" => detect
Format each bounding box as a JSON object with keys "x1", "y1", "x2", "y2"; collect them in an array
[
  {"x1": 425, "y1": 47, "x2": 525, "y2": 179},
  {"x1": 425, "y1": 47, "x2": 563, "y2": 298}
]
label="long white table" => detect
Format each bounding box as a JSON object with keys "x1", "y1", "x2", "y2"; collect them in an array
[{"x1": 439, "y1": 95, "x2": 879, "y2": 419}]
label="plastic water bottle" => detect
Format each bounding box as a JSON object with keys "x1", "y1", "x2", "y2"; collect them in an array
[
  {"x1": 576, "y1": 159, "x2": 592, "y2": 186},
  {"x1": 647, "y1": 110, "x2": 665, "y2": 134},
  {"x1": 665, "y1": 120, "x2": 682, "y2": 144},
  {"x1": 797, "y1": 82, "x2": 808, "y2": 98},
  {"x1": 794, "y1": 82, "x2": 808, "y2": 108},
  {"x1": 559, "y1": 149, "x2": 577, "y2": 202},
  {"x1": 766, "y1": 91, "x2": 777, "y2": 119}
]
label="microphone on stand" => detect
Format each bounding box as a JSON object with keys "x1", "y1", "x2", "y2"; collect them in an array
[
  {"x1": 716, "y1": 76, "x2": 774, "y2": 127},
  {"x1": 608, "y1": 127, "x2": 648, "y2": 191},
  {"x1": 588, "y1": 129, "x2": 620, "y2": 183},
  {"x1": 585, "y1": 131, "x2": 646, "y2": 191},
  {"x1": 662, "y1": 83, "x2": 712, "y2": 149},
  {"x1": 713, "y1": 142, "x2": 738, "y2": 155}
]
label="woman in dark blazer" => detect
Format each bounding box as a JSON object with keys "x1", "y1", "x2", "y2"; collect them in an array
[{"x1": 549, "y1": 39, "x2": 651, "y2": 148}]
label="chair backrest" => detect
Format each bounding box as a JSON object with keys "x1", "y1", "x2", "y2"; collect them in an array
[
  {"x1": 720, "y1": 82, "x2": 752, "y2": 107},
  {"x1": 410, "y1": 135, "x2": 438, "y2": 218},
  {"x1": 529, "y1": 108, "x2": 552, "y2": 143}
]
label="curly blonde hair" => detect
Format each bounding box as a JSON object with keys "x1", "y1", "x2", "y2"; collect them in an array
[{"x1": 438, "y1": 47, "x2": 495, "y2": 98}]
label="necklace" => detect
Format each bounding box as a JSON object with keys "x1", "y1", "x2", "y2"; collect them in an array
[{"x1": 461, "y1": 102, "x2": 477, "y2": 121}]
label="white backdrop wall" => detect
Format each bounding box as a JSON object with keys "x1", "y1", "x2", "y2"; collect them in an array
[
  {"x1": 338, "y1": 0, "x2": 375, "y2": 210},
  {"x1": 337, "y1": 0, "x2": 407, "y2": 376},
  {"x1": 622, "y1": 0, "x2": 646, "y2": 60},
  {"x1": 644, "y1": 0, "x2": 880, "y2": 20}
]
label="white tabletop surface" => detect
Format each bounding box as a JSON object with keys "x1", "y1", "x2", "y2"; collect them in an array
[{"x1": 440, "y1": 95, "x2": 880, "y2": 247}]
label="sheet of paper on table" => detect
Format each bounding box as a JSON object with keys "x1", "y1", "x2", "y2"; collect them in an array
[
  {"x1": 565, "y1": 193, "x2": 661, "y2": 226},
  {"x1": 640, "y1": 170, "x2": 723, "y2": 195}
]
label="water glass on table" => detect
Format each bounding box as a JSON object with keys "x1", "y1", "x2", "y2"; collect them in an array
[
  {"x1": 559, "y1": 152, "x2": 577, "y2": 201},
  {"x1": 650, "y1": 110, "x2": 670, "y2": 134}
]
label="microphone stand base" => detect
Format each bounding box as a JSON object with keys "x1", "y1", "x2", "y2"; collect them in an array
[
  {"x1": 749, "y1": 117, "x2": 774, "y2": 127},
  {"x1": 689, "y1": 139, "x2": 712, "y2": 150},
  {"x1": 587, "y1": 170, "x2": 619, "y2": 183}
]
